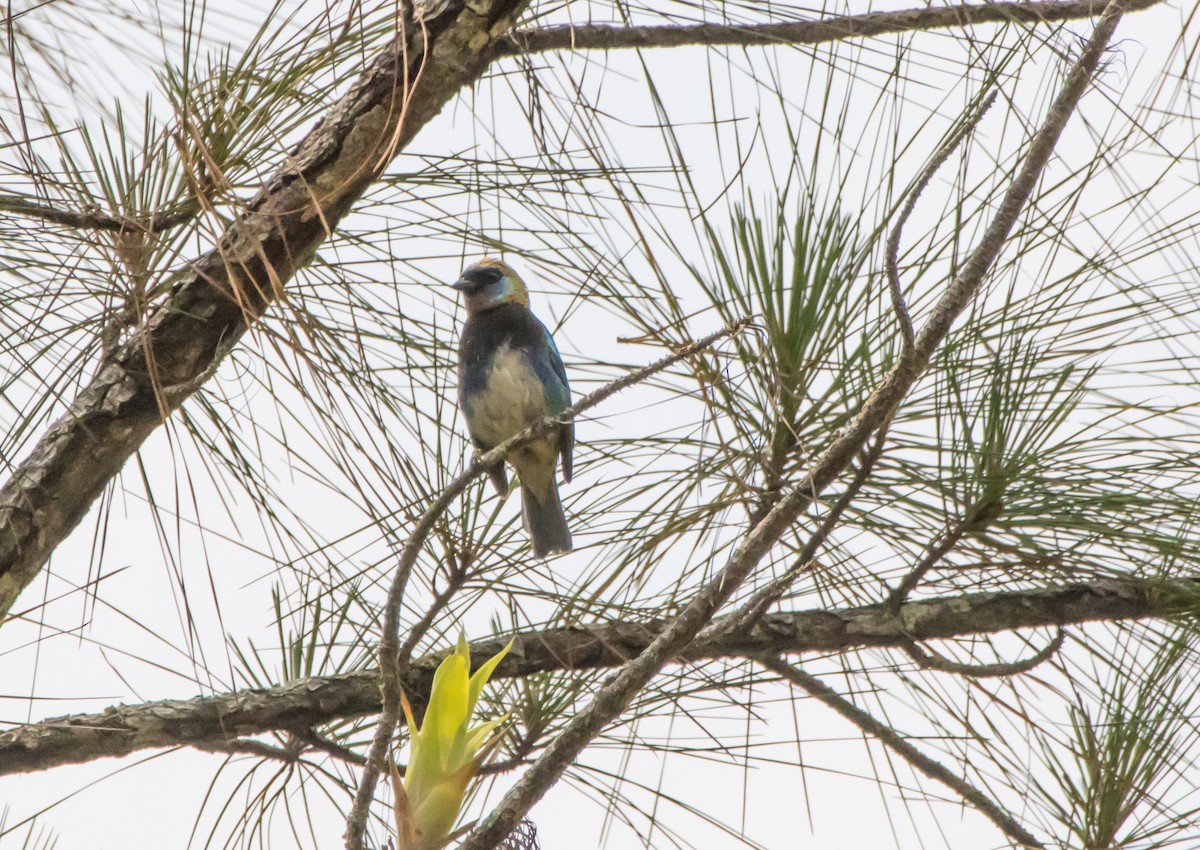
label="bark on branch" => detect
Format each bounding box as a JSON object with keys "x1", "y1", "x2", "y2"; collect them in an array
[
  {"x1": 499, "y1": 0, "x2": 1162, "y2": 54},
  {"x1": 2, "y1": 574, "x2": 1193, "y2": 775}
]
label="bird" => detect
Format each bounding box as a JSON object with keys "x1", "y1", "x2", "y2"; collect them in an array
[{"x1": 452, "y1": 257, "x2": 573, "y2": 557}]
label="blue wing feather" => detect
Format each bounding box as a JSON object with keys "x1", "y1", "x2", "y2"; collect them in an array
[{"x1": 536, "y1": 323, "x2": 574, "y2": 483}]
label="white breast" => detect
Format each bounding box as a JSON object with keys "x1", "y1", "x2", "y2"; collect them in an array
[{"x1": 467, "y1": 343, "x2": 549, "y2": 447}]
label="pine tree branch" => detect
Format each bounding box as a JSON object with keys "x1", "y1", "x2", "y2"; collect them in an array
[
  {"x1": 2, "y1": 573, "x2": 1193, "y2": 775},
  {"x1": 717, "y1": 423, "x2": 891, "y2": 638},
  {"x1": 499, "y1": 0, "x2": 1162, "y2": 55},
  {"x1": 0, "y1": 195, "x2": 200, "y2": 233},
  {"x1": 458, "y1": 2, "x2": 1135, "y2": 846},
  {"x1": 0, "y1": 0, "x2": 530, "y2": 621}
]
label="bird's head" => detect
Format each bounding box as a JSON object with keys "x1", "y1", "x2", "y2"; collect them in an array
[{"x1": 451, "y1": 257, "x2": 530, "y2": 313}]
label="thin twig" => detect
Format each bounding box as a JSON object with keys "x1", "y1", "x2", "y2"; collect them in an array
[
  {"x1": 900, "y1": 628, "x2": 1065, "y2": 677},
  {"x1": 886, "y1": 495, "x2": 1005, "y2": 612},
  {"x1": 0, "y1": 194, "x2": 199, "y2": 233},
  {"x1": 197, "y1": 728, "x2": 369, "y2": 764},
  {"x1": 886, "y1": 92, "x2": 998, "y2": 354},
  {"x1": 343, "y1": 318, "x2": 753, "y2": 850},
  {"x1": 758, "y1": 656, "x2": 1045, "y2": 849},
  {"x1": 195, "y1": 738, "x2": 300, "y2": 762},
  {"x1": 394, "y1": 544, "x2": 472, "y2": 664},
  {"x1": 293, "y1": 727, "x2": 368, "y2": 765},
  {"x1": 885, "y1": 519, "x2": 972, "y2": 613},
  {"x1": 455, "y1": 4, "x2": 1133, "y2": 845},
  {"x1": 499, "y1": 0, "x2": 1160, "y2": 54}
]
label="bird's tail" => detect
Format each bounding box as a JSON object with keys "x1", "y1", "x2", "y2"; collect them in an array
[{"x1": 521, "y1": 482, "x2": 572, "y2": 558}]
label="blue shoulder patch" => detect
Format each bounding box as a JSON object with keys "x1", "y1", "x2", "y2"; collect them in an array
[{"x1": 532, "y1": 324, "x2": 571, "y2": 414}]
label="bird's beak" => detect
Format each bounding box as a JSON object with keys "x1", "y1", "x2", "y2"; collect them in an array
[{"x1": 450, "y1": 278, "x2": 472, "y2": 293}]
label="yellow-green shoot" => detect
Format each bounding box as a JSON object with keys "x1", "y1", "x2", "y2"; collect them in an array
[{"x1": 391, "y1": 635, "x2": 512, "y2": 850}]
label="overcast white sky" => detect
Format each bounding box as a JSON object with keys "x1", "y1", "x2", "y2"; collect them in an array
[{"x1": 2, "y1": 1, "x2": 1198, "y2": 848}]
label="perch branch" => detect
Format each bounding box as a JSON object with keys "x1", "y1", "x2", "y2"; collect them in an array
[{"x1": 1, "y1": 573, "x2": 1194, "y2": 775}]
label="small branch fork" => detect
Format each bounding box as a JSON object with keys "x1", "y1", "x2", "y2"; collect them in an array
[
  {"x1": 886, "y1": 519, "x2": 974, "y2": 613},
  {"x1": 758, "y1": 656, "x2": 1045, "y2": 849},
  {"x1": 343, "y1": 318, "x2": 753, "y2": 850},
  {"x1": 195, "y1": 726, "x2": 367, "y2": 765},
  {"x1": 714, "y1": 421, "x2": 893, "y2": 640},
  {"x1": 454, "y1": 3, "x2": 1134, "y2": 847}
]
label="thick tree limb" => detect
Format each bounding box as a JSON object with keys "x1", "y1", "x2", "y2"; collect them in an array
[
  {"x1": 2, "y1": 574, "x2": 1194, "y2": 775},
  {"x1": 0, "y1": 0, "x2": 529, "y2": 620},
  {"x1": 499, "y1": 0, "x2": 1162, "y2": 55}
]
